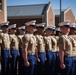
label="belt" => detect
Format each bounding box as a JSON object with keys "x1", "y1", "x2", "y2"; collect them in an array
[
  {"x1": 38, "y1": 51, "x2": 45, "y2": 53},
  {"x1": 19, "y1": 47, "x2": 22, "y2": 48},
  {"x1": 2, "y1": 48, "x2": 10, "y2": 50},
  {"x1": 64, "y1": 55, "x2": 73, "y2": 58},
  {"x1": 28, "y1": 53, "x2": 35, "y2": 55},
  {"x1": 11, "y1": 48, "x2": 18, "y2": 50},
  {"x1": 52, "y1": 51, "x2": 57, "y2": 52},
  {"x1": 46, "y1": 50, "x2": 52, "y2": 52},
  {"x1": 71, "y1": 56, "x2": 76, "y2": 57}
]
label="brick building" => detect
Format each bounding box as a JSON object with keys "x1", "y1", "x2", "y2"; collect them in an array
[
  {"x1": 54, "y1": 7, "x2": 75, "y2": 27},
  {"x1": 7, "y1": 2, "x2": 55, "y2": 27},
  {"x1": 0, "y1": 0, "x2": 7, "y2": 24},
  {"x1": 0, "y1": 0, "x2": 75, "y2": 27}
]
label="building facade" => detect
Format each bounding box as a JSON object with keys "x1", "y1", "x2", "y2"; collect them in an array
[
  {"x1": 0, "y1": 0, "x2": 75, "y2": 27},
  {"x1": 0, "y1": 0, "x2": 7, "y2": 24},
  {"x1": 54, "y1": 7, "x2": 75, "y2": 27},
  {"x1": 7, "y1": 2, "x2": 55, "y2": 27}
]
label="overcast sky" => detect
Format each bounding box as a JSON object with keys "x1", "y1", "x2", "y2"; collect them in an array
[{"x1": 7, "y1": 0, "x2": 76, "y2": 17}]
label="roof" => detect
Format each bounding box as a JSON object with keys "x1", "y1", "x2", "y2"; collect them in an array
[
  {"x1": 7, "y1": 4, "x2": 48, "y2": 17},
  {"x1": 53, "y1": 9, "x2": 66, "y2": 15},
  {"x1": 7, "y1": 3, "x2": 71, "y2": 17}
]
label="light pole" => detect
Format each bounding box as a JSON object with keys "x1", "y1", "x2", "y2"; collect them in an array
[{"x1": 60, "y1": 0, "x2": 62, "y2": 22}]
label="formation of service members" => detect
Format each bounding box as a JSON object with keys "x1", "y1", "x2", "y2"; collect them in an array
[
  {"x1": 0, "y1": 22, "x2": 10, "y2": 75},
  {"x1": 17, "y1": 26, "x2": 25, "y2": 75},
  {"x1": 0, "y1": 20, "x2": 76, "y2": 75}
]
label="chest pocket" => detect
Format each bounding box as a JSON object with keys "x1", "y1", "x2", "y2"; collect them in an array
[
  {"x1": 19, "y1": 36, "x2": 23, "y2": 43},
  {"x1": 73, "y1": 41, "x2": 76, "y2": 47},
  {"x1": 65, "y1": 39, "x2": 72, "y2": 51},
  {"x1": 12, "y1": 36, "x2": 17, "y2": 46},
  {"x1": 12, "y1": 38, "x2": 15, "y2": 46},
  {"x1": 47, "y1": 38, "x2": 51, "y2": 45},
  {"x1": 30, "y1": 37, "x2": 34, "y2": 44},
  {"x1": 63, "y1": 36, "x2": 70, "y2": 47},
  {"x1": 39, "y1": 36, "x2": 43, "y2": 45},
  {"x1": 71, "y1": 37, "x2": 76, "y2": 47},
  {"x1": 2, "y1": 34, "x2": 8, "y2": 43},
  {"x1": 30, "y1": 35, "x2": 35, "y2": 44},
  {"x1": 3, "y1": 36, "x2": 6, "y2": 42}
]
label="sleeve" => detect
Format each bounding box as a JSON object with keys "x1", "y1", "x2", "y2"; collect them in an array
[
  {"x1": 9, "y1": 35, "x2": 14, "y2": 49},
  {"x1": 0, "y1": 34, "x2": 2, "y2": 44},
  {"x1": 22, "y1": 35, "x2": 30, "y2": 48},
  {"x1": 43, "y1": 37, "x2": 46, "y2": 44},
  {"x1": 58, "y1": 36, "x2": 65, "y2": 50},
  {"x1": 68, "y1": 36, "x2": 75, "y2": 47},
  {"x1": 9, "y1": 35, "x2": 13, "y2": 43},
  {"x1": 35, "y1": 36, "x2": 38, "y2": 47},
  {"x1": 51, "y1": 37, "x2": 56, "y2": 44},
  {"x1": 17, "y1": 36, "x2": 20, "y2": 43},
  {"x1": 55, "y1": 36, "x2": 59, "y2": 47},
  {"x1": 51, "y1": 36, "x2": 57, "y2": 46},
  {"x1": 17, "y1": 36, "x2": 19, "y2": 45},
  {"x1": 73, "y1": 41, "x2": 76, "y2": 47},
  {"x1": 43, "y1": 36, "x2": 45, "y2": 46},
  {"x1": 71, "y1": 37, "x2": 76, "y2": 47},
  {"x1": 35, "y1": 35, "x2": 39, "y2": 46}
]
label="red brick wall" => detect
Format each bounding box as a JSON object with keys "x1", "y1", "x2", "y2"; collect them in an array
[
  {"x1": 64, "y1": 8, "x2": 75, "y2": 23},
  {"x1": 0, "y1": 0, "x2": 5, "y2": 23},
  {"x1": 47, "y1": 4, "x2": 54, "y2": 26},
  {"x1": 55, "y1": 16, "x2": 59, "y2": 27}
]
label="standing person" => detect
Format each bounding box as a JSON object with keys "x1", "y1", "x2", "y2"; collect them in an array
[
  {"x1": 55, "y1": 27, "x2": 61, "y2": 75},
  {"x1": 44, "y1": 26, "x2": 53, "y2": 75},
  {"x1": 49, "y1": 26, "x2": 58, "y2": 75},
  {"x1": 58, "y1": 21, "x2": 73, "y2": 75},
  {"x1": 69, "y1": 24, "x2": 76, "y2": 75},
  {"x1": 69, "y1": 23, "x2": 76, "y2": 35},
  {"x1": 22, "y1": 20, "x2": 37, "y2": 75},
  {"x1": 17, "y1": 26, "x2": 25, "y2": 75},
  {"x1": 9, "y1": 24, "x2": 19, "y2": 75},
  {"x1": 36, "y1": 23, "x2": 45, "y2": 75},
  {"x1": 55, "y1": 28, "x2": 61, "y2": 51},
  {"x1": 56, "y1": 27, "x2": 61, "y2": 36},
  {"x1": 51, "y1": 26, "x2": 56, "y2": 36},
  {"x1": 0, "y1": 22, "x2": 10, "y2": 75}
]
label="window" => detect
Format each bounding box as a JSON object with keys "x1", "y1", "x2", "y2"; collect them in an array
[
  {"x1": 0, "y1": 0, "x2": 2, "y2": 10},
  {"x1": 0, "y1": 0, "x2": 2, "y2": 3}
]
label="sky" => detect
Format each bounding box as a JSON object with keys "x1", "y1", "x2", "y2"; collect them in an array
[{"x1": 7, "y1": 0, "x2": 76, "y2": 17}]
